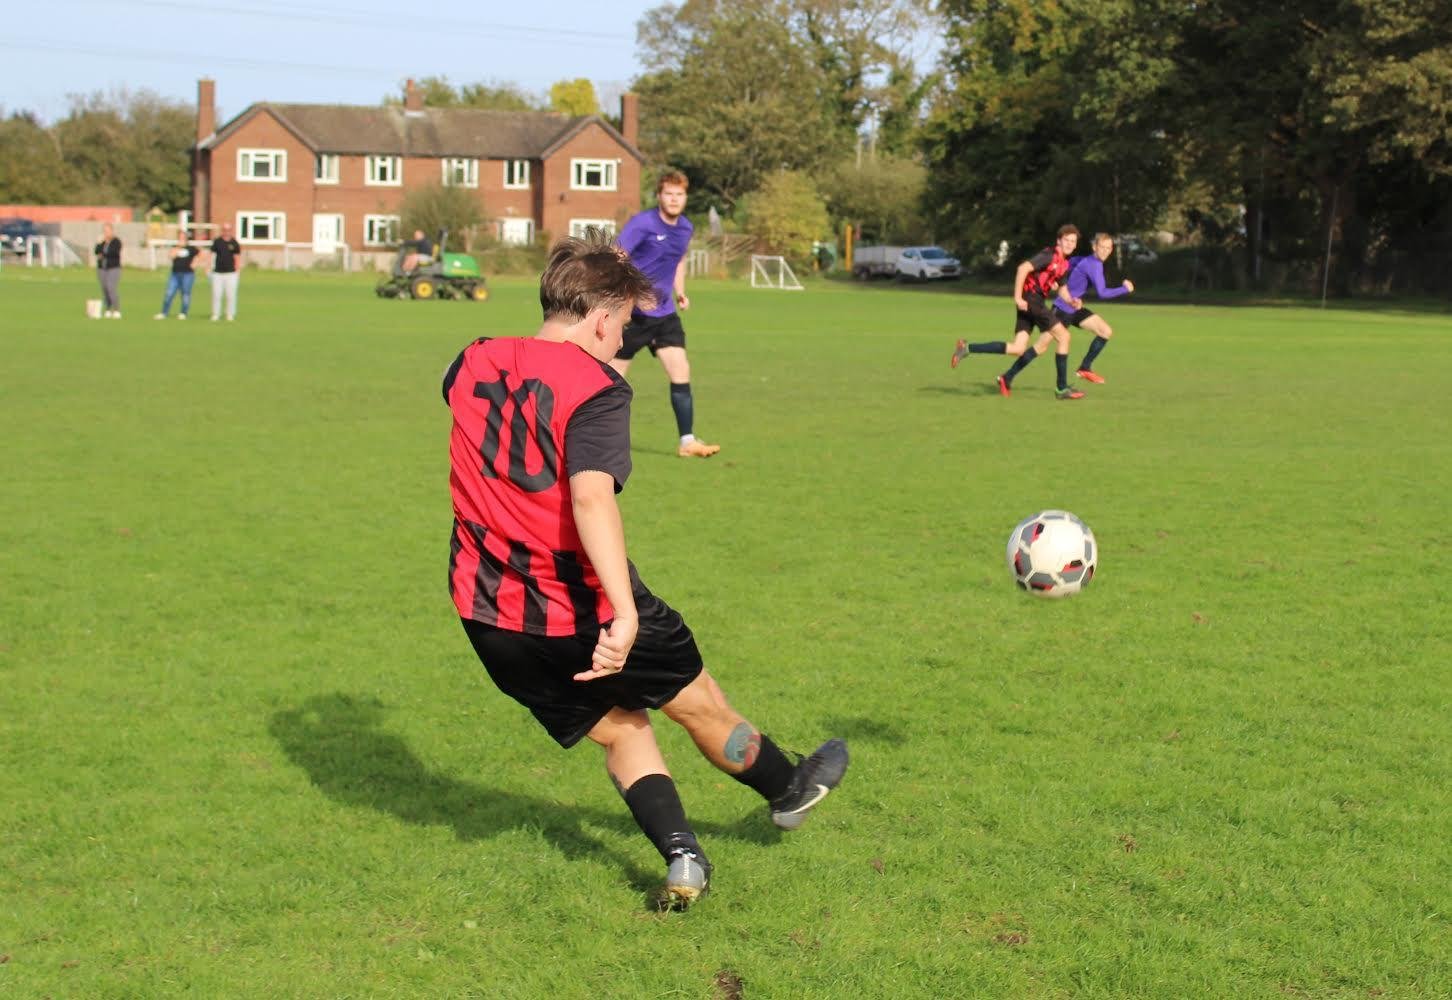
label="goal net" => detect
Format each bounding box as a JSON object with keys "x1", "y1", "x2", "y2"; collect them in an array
[{"x1": 749, "y1": 254, "x2": 804, "y2": 290}]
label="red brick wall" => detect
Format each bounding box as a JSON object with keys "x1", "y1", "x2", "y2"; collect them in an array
[
  {"x1": 538, "y1": 122, "x2": 642, "y2": 242},
  {"x1": 204, "y1": 110, "x2": 640, "y2": 251},
  {"x1": 206, "y1": 113, "x2": 315, "y2": 244},
  {"x1": 0, "y1": 205, "x2": 133, "y2": 222}
]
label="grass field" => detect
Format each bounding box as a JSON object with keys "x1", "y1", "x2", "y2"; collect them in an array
[{"x1": 4, "y1": 265, "x2": 1450, "y2": 998}]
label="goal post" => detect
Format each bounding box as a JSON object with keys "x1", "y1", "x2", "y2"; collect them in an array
[{"x1": 750, "y1": 254, "x2": 804, "y2": 290}]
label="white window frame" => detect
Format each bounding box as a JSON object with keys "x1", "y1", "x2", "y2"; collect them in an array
[
  {"x1": 498, "y1": 217, "x2": 535, "y2": 246},
  {"x1": 366, "y1": 155, "x2": 403, "y2": 186},
  {"x1": 503, "y1": 159, "x2": 530, "y2": 190},
  {"x1": 236, "y1": 211, "x2": 286, "y2": 244},
  {"x1": 315, "y1": 154, "x2": 339, "y2": 185},
  {"x1": 237, "y1": 148, "x2": 287, "y2": 183},
  {"x1": 570, "y1": 158, "x2": 617, "y2": 191},
  {"x1": 364, "y1": 214, "x2": 401, "y2": 247},
  {"x1": 441, "y1": 157, "x2": 478, "y2": 188},
  {"x1": 568, "y1": 218, "x2": 616, "y2": 238}
]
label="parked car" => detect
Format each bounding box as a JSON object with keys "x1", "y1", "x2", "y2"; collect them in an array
[
  {"x1": 0, "y1": 217, "x2": 40, "y2": 255},
  {"x1": 1115, "y1": 234, "x2": 1158, "y2": 263},
  {"x1": 853, "y1": 245, "x2": 963, "y2": 281}
]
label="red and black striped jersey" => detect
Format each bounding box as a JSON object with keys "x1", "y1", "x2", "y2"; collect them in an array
[
  {"x1": 443, "y1": 336, "x2": 632, "y2": 636},
  {"x1": 1021, "y1": 246, "x2": 1071, "y2": 297}
]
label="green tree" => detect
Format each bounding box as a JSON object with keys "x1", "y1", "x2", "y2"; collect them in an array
[
  {"x1": 549, "y1": 79, "x2": 599, "y2": 116},
  {"x1": 818, "y1": 152, "x2": 929, "y2": 244},
  {"x1": 741, "y1": 170, "x2": 830, "y2": 266},
  {"x1": 633, "y1": 5, "x2": 847, "y2": 208},
  {"x1": 399, "y1": 183, "x2": 485, "y2": 252},
  {"x1": 49, "y1": 90, "x2": 194, "y2": 211},
  {"x1": 387, "y1": 76, "x2": 541, "y2": 110},
  {"x1": 0, "y1": 111, "x2": 73, "y2": 203}
]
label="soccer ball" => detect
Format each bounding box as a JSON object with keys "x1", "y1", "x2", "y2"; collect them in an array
[{"x1": 1006, "y1": 510, "x2": 1097, "y2": 598}]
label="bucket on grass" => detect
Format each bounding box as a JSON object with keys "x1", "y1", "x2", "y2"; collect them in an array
[{"x1": 86, "y1": 299, "x2": 103, "y2": 319}]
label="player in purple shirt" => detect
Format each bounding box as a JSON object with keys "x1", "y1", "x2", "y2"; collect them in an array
[
  {"x1": 1053, "y1": 232, "x2": 1135, "y2": 383},
  {"x1": 611, "y1": 172, "x2": 720, "y2": 458}
]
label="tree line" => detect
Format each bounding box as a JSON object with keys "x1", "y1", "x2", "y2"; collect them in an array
[{"x1": 4, "y1": 0, "x2": 1448, "y2": 295}]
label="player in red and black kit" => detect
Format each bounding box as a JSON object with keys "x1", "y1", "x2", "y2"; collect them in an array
[
  {"x1": 950, "y1": 224, "x2": 1086, "y2": 399},
  {"x1": 443, "y1": 229, "x2": 849, "y2": 910}
]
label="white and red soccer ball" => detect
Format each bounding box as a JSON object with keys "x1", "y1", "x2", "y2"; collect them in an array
[{"x1": 1006, "y1": 510, "x2": 1097, "y2": 598}]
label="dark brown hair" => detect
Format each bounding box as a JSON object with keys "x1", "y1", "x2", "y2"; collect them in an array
[
  {"x1": 539, "y1": 227, "x2": 657, "y2": 321},
  {"x1": 1057, "y1": 224, "x2": 1081, "y2": 240}
]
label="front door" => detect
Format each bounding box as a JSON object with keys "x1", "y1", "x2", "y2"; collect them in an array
[{"x1": 313, "y1": 213, "x2": 344, "y2": 253}]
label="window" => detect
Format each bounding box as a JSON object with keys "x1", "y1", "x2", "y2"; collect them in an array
[
  {"x1": 568, "y1": 218, "x2": 616, "y2": 238},
  {"x1": 315, "y1": 154, "x2": 339, "y2": 184},
  {"x1": 499, "y1": 217, "x2": 534, "y2": 246},
  {"x1": 504, "y1": 159, "x2": 530, "y2": 189},
  {"x1": 364, "y1": 215, "x2": 400, "y2": 246},
  {"x1": 237, "y1": 148, "x2": 286, "y2": 182},
  {"x1": 366, "y1": 155, "x2": 402, "y2": 186},
  {"x1": 442, "y1": 158, "x2": 478, "y2": 188},
  {"x1": 570, "y1": 158, "x2": 617, "y2": 191},
  {"x1": 237, "y1": 211, "x2": 285, "y2": 243}
]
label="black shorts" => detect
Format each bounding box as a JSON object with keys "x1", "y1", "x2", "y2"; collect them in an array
[
  {"x1": 459, "y1": 564, "x2": 703, "y2": 748},
  {"x1": 1057, "y1": 306, "x2": 1096, "y2": 328},
  {"x1": 617, "y1": 312, "x2": 686, "y2": 360},
  {"x1": 1014, "y1": 293, "x2": 1067, "y2": 335}
]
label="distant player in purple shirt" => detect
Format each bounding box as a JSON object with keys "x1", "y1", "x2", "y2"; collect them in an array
[
  {"x1": 1053, "y1": 233, "x2": 1135, "y2": 383},
  {"x1": 611, "y1": 171, "x2": 720, "y2": 458}
]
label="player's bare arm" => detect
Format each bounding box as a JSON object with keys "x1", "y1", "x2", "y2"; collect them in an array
[
  {"x1": 1013, "y1": 261, "x2": 1033, "y2": 310},
  {"x1": 673, "y1": 258, "x2": 689, "y2": 311},
  {"x1": 569, "y1": 469, "x2": 639, "y2": 680}
]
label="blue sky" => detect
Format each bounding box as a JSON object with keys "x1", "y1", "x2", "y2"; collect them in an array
[{"x1": 6, "y1": 0, "x2": 663, "y2": 122}]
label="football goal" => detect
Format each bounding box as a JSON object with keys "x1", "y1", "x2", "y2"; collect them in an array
[{"x1": 750, "y1": 254, "x2": 804, "y2": 290}]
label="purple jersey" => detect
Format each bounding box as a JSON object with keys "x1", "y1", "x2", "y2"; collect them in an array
[
  {"x1": 1054, "y1": 254, "x2": 1131, "y2": 313},
  {"x1": 617, "y1": 209, "x2": 693, "y2": 319}
]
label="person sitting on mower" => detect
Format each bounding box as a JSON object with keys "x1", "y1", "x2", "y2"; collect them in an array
[{"x1": 402, "y1": 230, "x2": 435, "y2": 272}]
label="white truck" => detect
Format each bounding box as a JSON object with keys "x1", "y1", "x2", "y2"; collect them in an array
[{"x1": 852, "y1": 245, "x2": 963, "y2": 282}]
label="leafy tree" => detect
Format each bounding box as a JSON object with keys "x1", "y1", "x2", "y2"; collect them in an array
[
  {"x1": 399, "y1": 183, "x2": 485, "y2": 252},
  {"x1": 387, "y1": 76, "x2": 541, "y2": 111},
  {"x1": 549, "y1": 79, "x2": 599, "y2": 116},
  {"x1": 633, "y1": 5, "x2": 848, "y2": 208},
  {"x1": 51, "y1": 90, "x2": 193, "y2": 211},
  {"x1": 0, "y1": 111, "x2": 72, "y2": 203},
  {"x1": 740, "y1": 170, "x2": 830, "y2": 266},
  {"x1": 818, "y1": 152, "x2": 930, "y2": 244}
]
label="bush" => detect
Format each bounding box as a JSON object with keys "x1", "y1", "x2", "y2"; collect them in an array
[
  {"x1": 399, "y1": 184, "x2": 484, "y2": 252},
  {"x1": 740, "y1": 171, "x2": 830, "y2": 270}
]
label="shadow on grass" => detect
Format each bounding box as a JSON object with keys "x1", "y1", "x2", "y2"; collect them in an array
[
  {"x1": 269, "y1": 693, "x2": 776, "y2": 895},
  {"x1": 918, "y1": 382, "x2": 1007, "y2": 397}
]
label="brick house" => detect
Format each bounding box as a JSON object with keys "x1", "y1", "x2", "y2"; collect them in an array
[{"x1": 191, "y1": 79, "x2": 642, "y2": 262}]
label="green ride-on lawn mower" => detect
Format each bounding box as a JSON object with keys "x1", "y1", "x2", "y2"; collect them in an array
[{"x1": 375, "y1": 230, "x2": 490, "y2": 302}]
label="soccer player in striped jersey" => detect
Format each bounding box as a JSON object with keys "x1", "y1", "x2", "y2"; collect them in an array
[
  {"x1": 951, "y1": 224, "x2": 1086, "y2": 399},
  {"x1": 443, "y1": 230, "x2": 848, "y2": 910},
  {"x1": 1052, "y1": 232, "x2": 1135, "y2": 383}
]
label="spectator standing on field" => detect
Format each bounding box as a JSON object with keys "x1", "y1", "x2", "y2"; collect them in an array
[
  {"x1": 208, "y1": 224, "x2": 242, "y2": 321},
  {"x1": 442, "y1": 230, "x2": 848, "y2": 909},
  {"x1": 612, "y1": 171, "x2": 721, "y2": 458},
  {"x1": 155, "y1": 229, "x2": 199, "y2": 320},
  {"x1": 94, "y1": 223, "x2": 122, "y2": 318}
]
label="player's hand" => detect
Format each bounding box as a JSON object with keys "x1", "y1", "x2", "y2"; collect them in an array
[
  {"x1": 1014, "y1": 296, "x2": 1028, "y2": 311},
  {"x1": 575, "y1": 614, "x2": 638, "y2": 681},
  {"x1": 1124, "y1": 279, "x2": 1135, "y2": 293},
  {"x1": 675, "y1": 292, "x2": 690, "y2": 311},
  {"x1": 1071, "y1": 297, "x2": 1083, "y2": 310}
]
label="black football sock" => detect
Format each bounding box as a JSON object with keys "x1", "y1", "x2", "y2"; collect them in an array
[
  {"x1": 969, "y1": 341, "x2": 1007, "y2": 354},
  {"x1": 1055, "y1": 353, "x2": 1069, "y2": 390},
  {"x1": 669, "y1": 382, "x2": 694, "y2": 438},
  {"x1": 622, "y1": 773, "x2": 697, "y2": 860},
  {"x1": 1003, "y1": 346, "x2": 1038, "y2": 384},
  {"x1": 1080, "y1": 335, "x2": 1108, "y2": 371},
  {"x1": 729, "y1": 733, "x2": 795, "y2": 802}
]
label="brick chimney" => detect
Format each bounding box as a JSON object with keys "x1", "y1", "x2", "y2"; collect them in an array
[
  {"x1": 197, "y1": 78, "x2": 216, "y2": 142},
  {"x1": 620, "y1": 92, "x2": 638, "y2": 148},
  {"x1": 404, "y1": 78, "x2": 423, "y2": 114}
]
